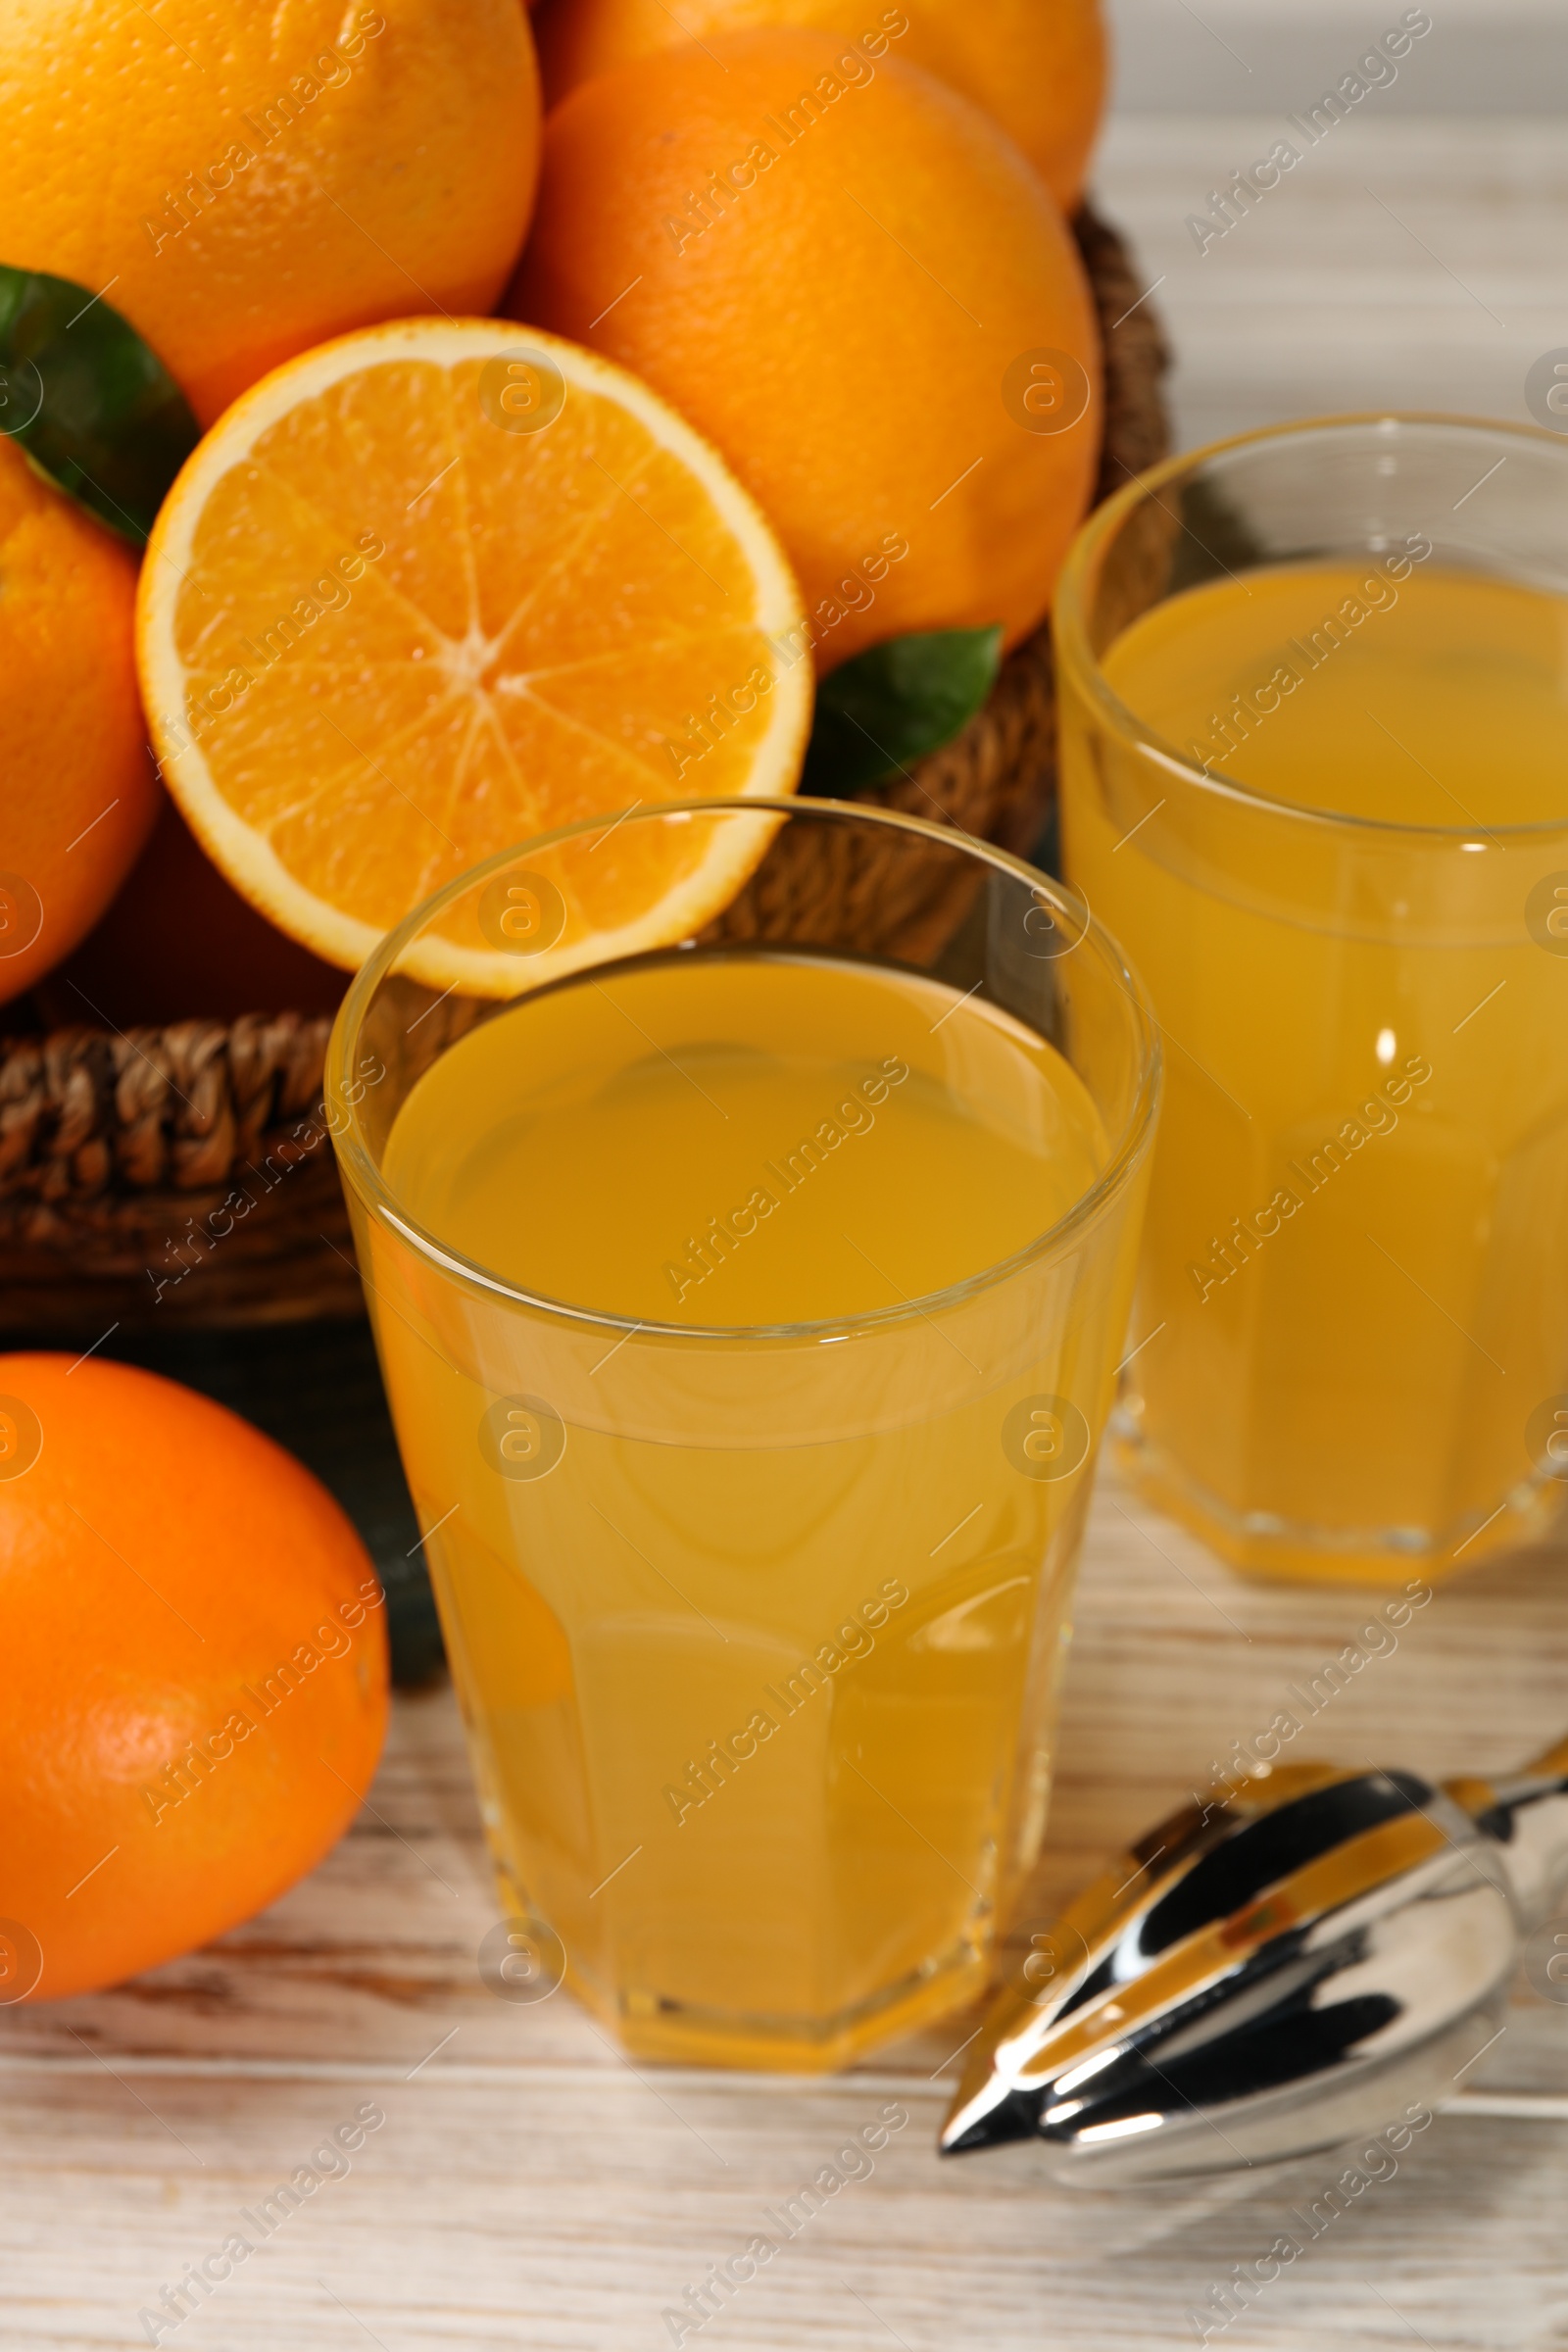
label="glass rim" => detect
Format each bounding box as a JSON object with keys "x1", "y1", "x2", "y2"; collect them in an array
[
  {"x1": 327, "y1": 795, "x2": 1162, "y2": 1344},
  {"x1": 1054, "y1": 408, "x2": 1568, "y2": 847}
]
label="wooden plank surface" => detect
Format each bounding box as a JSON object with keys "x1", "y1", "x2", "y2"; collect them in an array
[
  {"x1": 7, "y1": 115, "x2": 1568, "y2": 2352},
  {"x1": 1096, "y1": 116, "x2": 1568, "y2": 450},
  {"x1": 6, "y1": 1455, "x2": 1568, "y2": 2351}
]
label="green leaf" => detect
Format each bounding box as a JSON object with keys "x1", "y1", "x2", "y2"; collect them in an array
[
  {"x1": 0, "y1": 265, "x2": 199, "y2": 544},
  {"x1": 801, "y1": 625, "x2": 1004, "y2": 797}
]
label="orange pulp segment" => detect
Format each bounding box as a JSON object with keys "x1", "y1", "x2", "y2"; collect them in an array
[{"x1": 136, "y1": 318, "x2": 810, "y2": 992}]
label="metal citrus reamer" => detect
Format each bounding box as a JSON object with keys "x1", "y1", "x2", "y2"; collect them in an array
[{"x1": 940, "y1": 1731, "x2": 1568, "y2": 2183}]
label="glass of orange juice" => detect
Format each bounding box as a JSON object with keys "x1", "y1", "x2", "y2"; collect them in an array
[
  {"x1": 327, "y1": 800, "x2": 1157, "y2": 2069},
  {"x1": 1055, "y1": 414, "x2": 1568, "y2": 1588}
]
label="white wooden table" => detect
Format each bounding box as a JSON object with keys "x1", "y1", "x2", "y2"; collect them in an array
[
  {"x1": 1097, "y1": 113, "x2": 1568, "y2": 452},
  {"x1": 7, "y1": 108, "x2": 1568, "y2": 2352},
  {"x1": 5, "y1": 1451, "x2": 1566, "y2": 2351}
]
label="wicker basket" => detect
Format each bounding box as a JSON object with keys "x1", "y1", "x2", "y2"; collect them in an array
[{"x1": 0, "y1": 208, "x2": 1170, "y2": 1336}]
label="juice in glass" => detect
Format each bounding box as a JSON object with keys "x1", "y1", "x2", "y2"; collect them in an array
[
  {"x1": 1056, "y1": 416, "x2": 1568, "y2": 1583},
  {"x1": 329, "y1": 802, "x2": 1157, "y2": 2067}
]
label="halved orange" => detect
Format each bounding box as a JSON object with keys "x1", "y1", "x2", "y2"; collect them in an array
[{"x1": 136, "y1": 318, "x2": 810, "y2": 991}]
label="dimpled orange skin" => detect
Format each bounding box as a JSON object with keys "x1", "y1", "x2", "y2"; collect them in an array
[
  {"x1": 0, "y1": 0, "x2": 542, "y2": 425},
  {"x1": 510, "y1": 30, "x2": 1101, "y2": 670},
  {"x1": 0, "y1": 442, "x2": 159, "y2": 1005},
  {"x1": 533, "y1": 0, "x2": 1107, "y2": 214},
  {"x1": 0, "y1": 1356, "x2": 389, "y2": 2003}
]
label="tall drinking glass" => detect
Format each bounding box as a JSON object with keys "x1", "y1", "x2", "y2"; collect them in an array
[
  {"x1": 1055, "y1": 415, "x2": 1568, "y2": 1586},
  {"x1": 328, "y1": 800, "x2": 1157, "y2": 2068}
]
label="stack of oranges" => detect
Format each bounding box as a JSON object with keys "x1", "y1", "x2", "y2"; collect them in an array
[
  {"x1": 0, "y1": 0, "x2": 1108, "y2": 1996},
  {"x1": 2, "y1": 0, "x2": 1107, "y2": 1012}
]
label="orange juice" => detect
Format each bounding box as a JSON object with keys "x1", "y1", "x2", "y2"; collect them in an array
[
  {"x1": 1062, "y1": 558, "x2": 1568, "y2": 1580},
  {"x1": 364, "y1": 945, "x2": 1142, "y2": 2065}
]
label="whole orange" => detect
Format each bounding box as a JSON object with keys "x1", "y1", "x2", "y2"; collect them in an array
[
  {"x1": 0, "y1": 0, "x2": 542, "y2": 425},
  {"x1": 534, "y1": 0, "x2": 1107, "y2": 213},
  {"x1": 0, "y1": 1355, "x2": 389, "y2": 2004},
  {"x1": 510, "y1": 29, "x2": 1101, "y2": 670},
  {"x1": 0, "y1": 442, "x2": 159, "y2": 1006}
]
